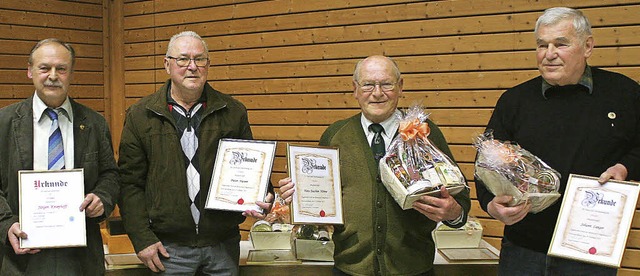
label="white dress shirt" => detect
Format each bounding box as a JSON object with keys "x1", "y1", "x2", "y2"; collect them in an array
[
  {"x1": 32, "y1": 93, "x2": 74, "y2": 170},
  {"x1": 360, "y1": 110, "x2": 401, "y2": 149}
]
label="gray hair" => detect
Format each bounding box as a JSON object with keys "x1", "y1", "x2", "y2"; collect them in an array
[
  {"x1": 165, "y1": 31, "x2": 209, "y2": 57},
  {"x1": 535, "y1": 7, "x2": 592, "y2": 40},
  {"x1": 28, "y1": 38, "x2": 76, "y2": 69},
  {"x1": 353, "y1": 55, "x2": 401, "y2": 82}
]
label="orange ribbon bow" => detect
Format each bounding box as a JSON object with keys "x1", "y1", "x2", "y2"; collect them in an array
[{"x1": 399, "y1": 118, "x2": 430, "y2": 141}]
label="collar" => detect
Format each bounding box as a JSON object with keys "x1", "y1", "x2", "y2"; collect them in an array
[
  {"x1": 361, "y1": 110, "x2": 401, "y2": 135},
  {"x1": 166, "y1": 85, "x2": 207, "y2": 112},
  {"x1": 542, "y1": 65, "x2": 593, "y2": 99},
  {"x1": 32, "y1": 92, "x2": 73, "y2": 123}
]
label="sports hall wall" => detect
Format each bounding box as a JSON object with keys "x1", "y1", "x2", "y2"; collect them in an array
[{"x1": 1, "y1": 1, "x2": 638, "y2": 273}]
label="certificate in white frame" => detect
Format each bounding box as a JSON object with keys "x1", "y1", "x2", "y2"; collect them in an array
[
  {"x1": 18, "y1": 169, "x2": 86, "y2": 249},
  {"x1": 205, "y1": 139, "x2": 276, "y2": 213},
  {"x1": 288, "y1": 144, "x2": 343, "y2": 225},
  {"x1": 548, "y1": 174, "x2": 639, "y2": 267}
]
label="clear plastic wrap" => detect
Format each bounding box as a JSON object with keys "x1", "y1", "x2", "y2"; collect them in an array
[
  {"x1": 264, "y1": 193, "x2": 291, "y2": 224},
  {"x1": 249, "y1": 193, "x2": 294, "y2": 250},
  {"x1": 473, "y1": 131, "x2": 561, "y2": 213},
  {"x1": 379, "y1": 105, "x2": 467, "y2": 209}
]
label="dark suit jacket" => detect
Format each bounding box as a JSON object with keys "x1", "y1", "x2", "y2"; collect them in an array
[{"x1": 0, "y1": 96, "x2": 119, "y2": 275}]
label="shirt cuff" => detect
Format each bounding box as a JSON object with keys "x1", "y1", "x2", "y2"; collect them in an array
[{"x1": 445, "y1": 209, "x2": 465, "y2": 226}]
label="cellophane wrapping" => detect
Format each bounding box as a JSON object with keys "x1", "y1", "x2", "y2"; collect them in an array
[
  {"x1": 473, "y1": 131, "x2": 561, "y2": 213},
  {"x1": 379, "y1": 105, "x2": 467, "y2": 197},
  {"x1": 264, "y1": 193, "x2": 291, "y2": 224}
]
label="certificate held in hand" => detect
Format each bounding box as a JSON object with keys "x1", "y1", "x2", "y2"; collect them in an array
[
  {"x1": 287, "y1": 144, "x2": 344, "y2": 225},
  {"x1": 548, "y1": 174, "x2": 640, "y2": 268},
  {"x1": 205, "y1": 139, "x2": 276, "y2": 213},
  {"x1": 18, "y1": 169, "x2": 86, "y2": 249}
]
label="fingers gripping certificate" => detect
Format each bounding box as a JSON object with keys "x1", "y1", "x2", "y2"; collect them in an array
[
  {"x1": 288, "y1": 145, "x2": 343, "y2": 224},
  {"x1": 19, "y1": 169, "x2": 86, "y2": 249},
  {"x1": 205, "y1": 139, "x2": 276, "y2": 212},
  {"x1": 548, "y1": 174, "x2": 639, "y2": 267}
]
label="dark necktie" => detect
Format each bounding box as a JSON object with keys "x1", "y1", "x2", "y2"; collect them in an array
[
  {"x1": 369, "y1": 123, "x2": 385, "y2": 162},
  {"x1": 45, "y1": 108, "x2": 65, "y2": 170}
]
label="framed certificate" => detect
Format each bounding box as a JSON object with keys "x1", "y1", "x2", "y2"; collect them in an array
[
  {"x1": 548, "y1": 174, "x2": 639, "y2": 267},
  {"x1": 18, "y1": 169, "x2": 86, "y2": 249},
  {"x1": 288, "y1": 144, "x2": 343, "y2": 224},
  {"x1": 205, "y1": 139, "x2": 276, "y2": 212}
]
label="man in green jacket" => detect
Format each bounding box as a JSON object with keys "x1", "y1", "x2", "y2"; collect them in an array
[
  {"x1": 279, "y1": 55, "x2": 471, "y2": 275},
  {"x1": 118, "y1": 31, "x2": 268, "y2": 275}
]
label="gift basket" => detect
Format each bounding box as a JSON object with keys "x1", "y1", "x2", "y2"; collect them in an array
[
  {"x1": 293, "y1": 224, "x2": 334, "y2": 261},
  {"x1": 432, "y1": 216, "x2": 483, "y2": 248},
  {"x1": 473, "y1": 131, "x2": 561, "y2": 213},
  {"x1": 379, "y1": 105, "x2": 467, "y2": 209},
  {"x1": 250, "y1": 193, "x2": 294, "y2": 250}
]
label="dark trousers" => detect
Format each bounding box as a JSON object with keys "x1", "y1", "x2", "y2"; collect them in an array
[
  {"x1": 499, "y1": 238, "x2": 617, "y2": 276},
  {"x1": 333, "y1": 266, "x2": 434, "y2": 276}
]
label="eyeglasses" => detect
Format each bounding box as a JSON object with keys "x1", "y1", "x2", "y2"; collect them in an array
[
  {"x1": 356, "y1": 81, "x2": 397, "y2": 92},
  {"x1": 166, "y1": 56, "x2": 209, "y2": 67}
]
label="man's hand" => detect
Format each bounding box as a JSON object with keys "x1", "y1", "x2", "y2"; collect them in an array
[
  {"x1": 277, "y1": 178, "x2": 295, "y2": 204},
  {"x1": 137, "y1": 241, "x2": 169, "y2": 273},
  {"x1": 412, "y1": 186, "x2": 462, "y2": 222},
  {"x1": 243, "y1": 192, "x2": 274, "y2": 219},
  {"x1": 598, "y1": 163, "x2": 628, "y2": 184},
  {"x1": 80, "y1": 193, "x2": 104, "y2": 218},
  {"x1": 7, "y1": 222, "x2": 40, "y2": 255},
  {"x1": 487, "y1": 195, "x2": 531, "y2": 225}
]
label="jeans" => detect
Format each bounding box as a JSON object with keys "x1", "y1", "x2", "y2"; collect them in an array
[
  {"x1": 156, "y1": 235, "x2": 240, "y2": 276},
  {"x1": 499, "y1": 238, "x2": 617, "y2": 276}
]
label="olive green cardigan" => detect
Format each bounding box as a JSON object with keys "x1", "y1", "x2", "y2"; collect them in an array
[{"x1": 320, "y1": 113, "x2": 471, "y2": 276}]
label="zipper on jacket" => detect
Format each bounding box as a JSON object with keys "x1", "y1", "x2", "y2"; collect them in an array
[
  {"x1": 148, "y1": 98, "x2": 227, "y2": 235},
  {"x1": 186, "y1": 111, "x2": 192, "y2": 132}
]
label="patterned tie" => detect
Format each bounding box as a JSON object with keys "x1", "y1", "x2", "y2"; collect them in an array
[
  {"x1": 369, "y1": 123, "x2": 385, "y2": 162},
  {"x1": 45, "y1": 108, "x2": 65, "y2": 170}
]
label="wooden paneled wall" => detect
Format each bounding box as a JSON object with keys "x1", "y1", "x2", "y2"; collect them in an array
[
  {"x1": 121, "y1": 0, "x2": 640, "y2": 273},
  {"x1": 1, "y1": 0, "x2": 639, "y2": 273},
  {"x1": 0, "y1": 0, "x2": 107, "y2": 119}
]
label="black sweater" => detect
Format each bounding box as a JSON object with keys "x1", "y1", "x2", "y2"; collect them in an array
[{"x1": 475, "y1": 67, "x2": 640, "y2": 253}]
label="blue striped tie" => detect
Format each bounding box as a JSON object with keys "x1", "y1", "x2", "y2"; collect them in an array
[{"x1": 45, "y1": 108, "x2": 65, "y2": 170}]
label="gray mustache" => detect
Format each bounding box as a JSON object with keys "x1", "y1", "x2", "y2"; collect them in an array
[{"x1": 44, "y1": 81, "x2": 62, "y2": 87}]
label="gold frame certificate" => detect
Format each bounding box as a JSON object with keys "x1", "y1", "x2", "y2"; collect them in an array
[
  {"x1": 205, "y1": 139, "x2": 276, "y2": 212},
  {"x1": 548, "y1": 174, "x2": 639, "y2": 267},
  {"x1": 18, "y1": 169, "x2": 86, "y2": 249},
  {"x1": 288, "y1": 144, "x2": 343, "y2": 224}
]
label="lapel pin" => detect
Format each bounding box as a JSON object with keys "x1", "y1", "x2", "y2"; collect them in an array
[
  {"x1": 607, "y1": 112, "x2": 616, "y2": 119},
  {"x1": 80, "y1": 124, "x2": 85, "y2": 130}
]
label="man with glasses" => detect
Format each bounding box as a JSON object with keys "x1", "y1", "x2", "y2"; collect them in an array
[
  {"x1": 118, "y1": 31, "x2": 264, "y2": 275},
  {"x1": 0, "y1": 38, "x2": 119, "y2": 275},
  {"x1": 278, "y1": 55, "x2": 470, "y2": 275}
]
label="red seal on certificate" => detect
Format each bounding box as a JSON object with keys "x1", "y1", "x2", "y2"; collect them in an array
[
  {"x1": 589, "y1": 247, "x2": 597, "y2": 255},
  {"x1": 320, "y1": 210, "x2": 325, "y2": 217},
  {"x1": 237, "y1": 198, "x2": 244, "y2": 205}
]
